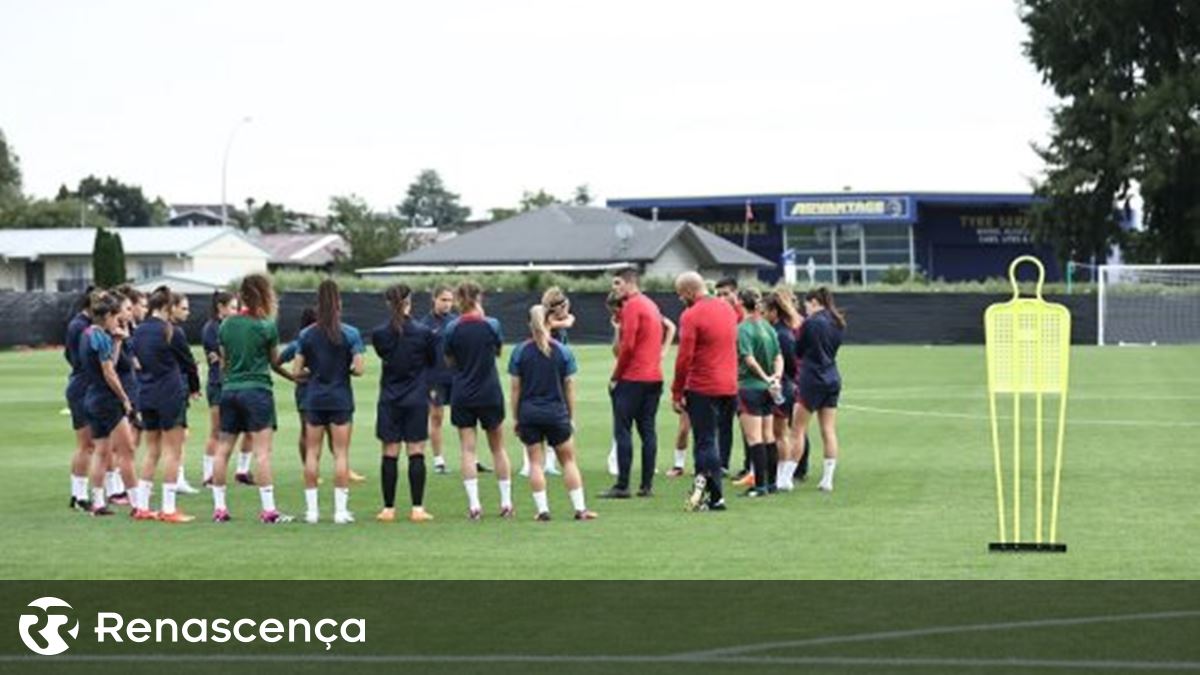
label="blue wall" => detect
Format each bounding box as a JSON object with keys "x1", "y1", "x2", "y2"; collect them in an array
[{"x1": 608, "y1": 193, "x2": 1058, "y2": 283}]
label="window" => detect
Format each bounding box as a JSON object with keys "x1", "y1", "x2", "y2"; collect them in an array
[
  {"x1": 65, "y1": 261, "x2": 89, "y2": 280},
  {"x1": 784, "y1": 223, "x2": 914, "y2": 286},
  {"x1": 138, "y1": 261, "x2": 163, "y2": 280}
]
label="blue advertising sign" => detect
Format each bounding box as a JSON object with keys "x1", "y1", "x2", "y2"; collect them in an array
[{"x1": 779, "y1": 196, "x2": 915, "y2": 224}]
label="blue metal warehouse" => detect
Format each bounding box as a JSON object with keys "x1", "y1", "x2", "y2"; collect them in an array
[{"x1": 607, "y1": 192, "x2": 1057, "y2": 284}]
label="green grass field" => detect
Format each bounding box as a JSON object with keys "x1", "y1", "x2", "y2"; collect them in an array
[{"x1": 1, "y1": 343, "x2": 1197, "y2": 580}]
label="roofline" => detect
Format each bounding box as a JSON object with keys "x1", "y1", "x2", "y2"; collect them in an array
[
  {"x1": 184, "y1": 227, "x2": 272, "y2": 257},
  {"x1": 358, "y1": 262, "x2": 635, "y2": 275},
  {"x1": 679, "y1": 224, "x2": 776, "y2": 268},
  {"x1": 287, "y1": 234, "x2": 344, "y2": 261}
]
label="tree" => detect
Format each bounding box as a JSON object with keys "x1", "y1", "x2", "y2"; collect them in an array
[
  {"x1": 61, "y1": 175, "x2": 161, "y2": 228},
  {"x1": 251, "y1": 200, "x2": 289, "y2": 233},
  {"x1": 92, "y1": 228, "x2": 127, "y2": 287},
  {"x1": 0, "y1": 128, "x2": 22, "y2": 212},
  {"x1": 519, "y1": 189, "x2": 559, "y2": 212},
  {"x1": 486, "y1": 183, "x2": 594, "y2": 222},
  {"x1": 0, "y1": 198, "x2": 112, "y2": 229},
  {"x1": 397, "y1": 169, "x2": 470, "y2": 228},
  {"x1": 571, "y1": 183, "x2": 593, "y2": 206},
  {"x1": 1021, "y1": 0, "x2": 1200, "y2": 262},
  {"x1": 328, "y1": 195, "x2": 414, "y2": 271}
]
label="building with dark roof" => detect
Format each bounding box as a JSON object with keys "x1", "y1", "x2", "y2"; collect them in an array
[
  {"x1": 255, "y1": 233, "x2": 350, "y2": 271},
  {"x1": 357, "y1": 205, "x2": 773, "y2": 282}
]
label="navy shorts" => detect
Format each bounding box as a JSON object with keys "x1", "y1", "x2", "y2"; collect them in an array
[
  {"x1": 141, "y1": 397, "x2": 187, "y2": 432},
  {"x1": 219, "y1": 388, "x2": 277, "y2": 435},
  {"x1": 305, "y1": 409, "x2": 353, "y2": 427},
  {"x1": 376, "y1": 401, "x2": 428, "y2": 443},
  {"x1": 68, "y1": 396, "x2": 88, "y2": 431},
  {"x1": 429, "y1": 382, "x2": 451, "y2": 407},
  {"x1": 206, "y1": 383, "x2": 222, "y2": 407},
  {"x1": 517, "y1": 419, "x2": 572, "y2": 448},
  {"x1": 737, "y1": 388, "x2": 774, "y2": 417},
  {"x1": 451, "y1": 404, "x2": 504, "y2": 431},
  {"x1": 772, "y1": 381, "x2": 796, "y2": 419},
  {"x1": 799, "y1": 380, "x2": 841, "y2": 411},
  {"x1": 85, "y1": 399, "x2": 125, "y2": 440}
]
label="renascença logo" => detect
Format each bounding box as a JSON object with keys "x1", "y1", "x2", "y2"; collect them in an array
[{"x1": 18, "y1": 597, "x2": 80, "y2": 656}]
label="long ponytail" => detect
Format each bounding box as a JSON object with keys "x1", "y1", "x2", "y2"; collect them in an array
[
  {"x1": 384, "y1": 284, "x2": 412, "y2": 329},
  {"x1": 529, "y1": 304, "x2": 552, "y2": 356},
  {"x1": 316, "y1": 279, "x2": 342, "y2": 344},
  {"x1": 764, "y1": 289, "x2": 801, "y2": 328},
  {"x1": 805, "y1": 286, "x2": 846, "y2": 329}
]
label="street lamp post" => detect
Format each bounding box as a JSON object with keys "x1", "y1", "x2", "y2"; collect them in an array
[{"x1": 220, "y1": 116, "x2": 253, "y2": 227}]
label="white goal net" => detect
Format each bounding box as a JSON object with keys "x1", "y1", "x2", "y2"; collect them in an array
[{"x1": 1097, "y1": 265, "x2": 1200, "y2": 345}]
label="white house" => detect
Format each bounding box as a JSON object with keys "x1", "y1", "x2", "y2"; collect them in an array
[{"x1": 0, "y1": 226, "x2": 270, "y2": 293}]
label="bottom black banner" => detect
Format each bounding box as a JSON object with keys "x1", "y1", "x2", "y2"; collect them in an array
[{"x1": 1, "y1": 583, "x2": 1197, "y2": 674}]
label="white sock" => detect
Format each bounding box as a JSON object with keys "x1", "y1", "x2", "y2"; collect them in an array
[
  {"x1": 202, "y1": 456, "x2": 214, "y2": 482},
  {"x1": 607, "y1": 442, "x2": 618, "y2": 475},
  {"x1": 498, "y1": 479, "x2": 513, "y2": 509},
  {"x1": 162, "y1": 483, "x2": 177, "y2": 514},
  {"x1": 433, "y1": 455, "x2": 446, "y2": 468},
  {"x1": 212, "y1": 485, "x2": 227, "y2": 511},
  {"x1": 779, "y1": 460, "x2": 797, "y2": 488},
  {"x1": 137, "y1": 480, "x2": 154, "y2": 510},
  {"x1": 237, "y1": 451, "x2": 252, "y2": 475},
  {"x1": 176, "y1": 464, "x2": 187, "y2": 485},
  {"x1": 463, "y1": 478, "x2": 481, "y2": 511},
  {"x1": 71, "y1": 475, "x2": 87, "y2": 500},
  {"x1": 821, "y1": 458, "x2": 837, "y2": 487},
  {"x1": 521, "y1": 448, "x2": 531, "y2": 472},
  {"x1": 568, "y1": 487, "x2": 586, "y2": 512},
  {"x1": 105, "y1": 470, "x2": 117, "y2": 496},
  {"x1": 532, "y1": 490, "x2": 549, "y2": 514},
  {"x1": 305, "y1": 488, "x2": 318, "y2": 514},
  {"x1": 259, "y1": 485, "x2": 276, "y2": 512},
  {"x1": 334, "y1": 487, "x2": 349, "y2": 515},
  {"x1": 674, "y1": 449, "x2": 686, "y2": 469},
  {"x1": 91, "y1": 486, "x2": 105, "y2": 508},
  {"x1": 544, "y1": 452, "x2": 558, "y2": 471},
  {"x1": 113, "y1": 473, "x2": 125, "y2": 495}
]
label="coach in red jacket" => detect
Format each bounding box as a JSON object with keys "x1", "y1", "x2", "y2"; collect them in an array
[
  {"x1": 601, "y1": 268, "x2": 665, "y2": 499},
  {"x1": 672, "y1": 271, "x2": 738, "y2": 511}
]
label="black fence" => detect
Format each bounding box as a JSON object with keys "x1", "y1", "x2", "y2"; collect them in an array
[{"x1": 1, "y1": 290, "x2": 1098, "y2": 348}]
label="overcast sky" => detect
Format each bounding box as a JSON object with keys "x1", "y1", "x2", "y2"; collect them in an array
[{"x1": 0, "y1": 0, "x2": 1057, "y2": 217}]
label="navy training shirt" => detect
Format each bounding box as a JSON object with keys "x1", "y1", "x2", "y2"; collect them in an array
[
  {"x1": 116, "y1": 333, "x2": 139, "y2": 405},
  {"x1": 279, "y1": 339, "x2": 306, "y2": 410},
  {"x1": 372, "y1": 319, "x2": 436, "y2": 408},
  {"x1": 64, "y1": 312, "x2": 90, "y2": 400},
  {"x1": 296, "y1": 323, "x2": 365, "y2": 412},
  {"x1": 443, "y1": 312, "x2": 504, "y2": 408},
  {"x1": 797, "y1": 311, "x2": 842, "y2": 388},
  {"x1": 132, "y1": 317, "x2": 198, "y2": 410},
  {"x1": 201, "y1": 319, "x2": 222, "y2": 386},
  {"x1": 773, "y1": 320, "x2": 800, "y2": 382},
  {"x1": 420, "y1": 310, "x2": 458, "y2": 386},
  {"x1": 80, "y1": 326, "x2": 120, "y2": 406},
  {"x1": 507, "y1": 339, "x2": 577, "y2": 425}
]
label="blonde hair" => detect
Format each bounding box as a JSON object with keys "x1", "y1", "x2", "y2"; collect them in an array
[
  {"x1": 529, "y1": 304, "x2": 552, "y2": 356},
  {"x1": 541, "y1": 286, "x2": 568, "y2": 313}
]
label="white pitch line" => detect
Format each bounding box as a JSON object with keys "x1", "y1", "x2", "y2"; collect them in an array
[
  {"x1": 675, "y1": 609, "x2": 1200, "y2": 660},
  {"x1": 0, "y1": 653, "x2": 1197, "y2": 671},
  {"x1": 840, "y1": 403, "x2": 1200, "y2": 428}
]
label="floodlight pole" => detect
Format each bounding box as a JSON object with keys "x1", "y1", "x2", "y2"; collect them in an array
[{"x1": 221, "y1": 116, "x2": 253, "y2": 227}]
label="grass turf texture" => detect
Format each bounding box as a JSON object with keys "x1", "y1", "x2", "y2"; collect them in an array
[{"x1": 0, "y1": 344, "x2": 1196, "y2": 580}]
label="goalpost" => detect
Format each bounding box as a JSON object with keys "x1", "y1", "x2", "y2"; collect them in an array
[{"x1": 1097, "y1": 265, "x2": 1200, "y2": 345}]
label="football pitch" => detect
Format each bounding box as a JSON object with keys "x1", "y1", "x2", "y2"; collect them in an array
[{"x1": 1, "y1": 343, "x2": 1197, "y2": 581}]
